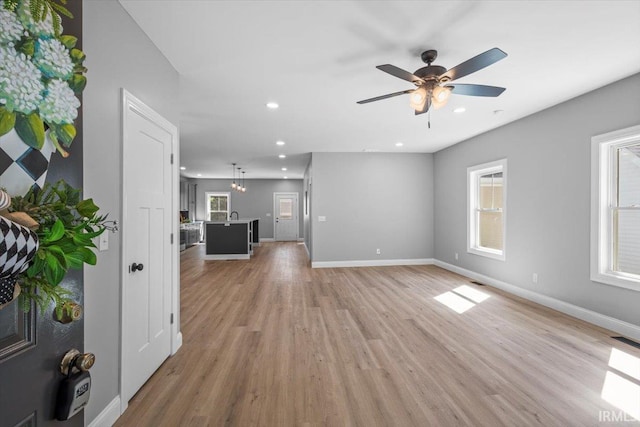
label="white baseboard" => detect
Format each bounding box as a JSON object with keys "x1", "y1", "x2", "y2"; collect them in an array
[
  {"x1": 312, "y1": 258, "x2": 435, "y2": 268},
  {"x1": 297, "y1": 238, "x2": 304, "y2": 242},
  {"x1": 171, "y1": 331, "x2": 183, "y2": 355},
  {"x1": 260, "y1": 238, "x2": 275, "y2": 242},
  {"x1": 433, "y1": 260, "x2": 640, "y2": 342},
  {"x1": 88, "y1": 395, "x2": 121, "y2": 427},
  {"x1": 303, "y1": 242, "x2": 310, "y2": 259}
]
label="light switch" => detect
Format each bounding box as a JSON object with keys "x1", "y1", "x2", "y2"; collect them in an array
[
  {"x1": 99, "y1": 232, "x2": 109, "y2": 251},
  {"x1": 266, "y1": 213, "x2": 271, "y2": 217},
  {"x1": 318, "y1": 216, "x2": 326, "y2": 222}
]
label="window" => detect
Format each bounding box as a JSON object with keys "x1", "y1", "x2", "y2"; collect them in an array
[
  {"x1": 468, "y1": 159, "x2": 507, "y2": 260},
  {"x1": 205, "y1": 192, "x2": 230, "y2": 221},
  {"x1": 279, "y1": 198, "x2": 293, "y2": 219},
  {"x1": 591, "y1": 125, "x2": 640, "y2": 290}
]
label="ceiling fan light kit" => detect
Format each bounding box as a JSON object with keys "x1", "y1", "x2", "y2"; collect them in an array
[{"x1": 358, "y1": 47, "x2": 508, "y2": 118}]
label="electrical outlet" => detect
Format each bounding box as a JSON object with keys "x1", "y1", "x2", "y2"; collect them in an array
[
  {"x1": 532, "y1": 273, "x2": 538, "y2": 284},
  {"x1": 455, "y1": 252, "x2": 459, "y2": 261},
  {"x1": 376, "y1": 248, "x2": 381, "y2": 255}
]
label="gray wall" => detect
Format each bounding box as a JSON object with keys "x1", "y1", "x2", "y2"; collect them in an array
[
  {"x1": 191, "y1": 178, "x2": 304, "y2": 240},
  {"x1": 83, "y1": 0, "x2": 180, "y2": 423},
  {"x1": 311, "y1": 153, "x2": 434, "y2": 263},
  {"x1": 434, "y1": 73, "x2": 640, "y2": 326}
]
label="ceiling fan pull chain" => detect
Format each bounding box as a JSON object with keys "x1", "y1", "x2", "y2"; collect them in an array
[{"x1": 428, "y1": 110, "x2": 431, "y2": 129}]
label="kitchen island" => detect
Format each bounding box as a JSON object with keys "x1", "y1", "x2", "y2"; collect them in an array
[{"x1": 204, "y1": 219, "x2": 259, "y2": 260}]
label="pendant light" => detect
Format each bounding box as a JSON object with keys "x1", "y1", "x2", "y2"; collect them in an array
[
  {"x1": 241, "y1": 171, "x2": 246, "y2": 192},
  {"x1": 230, "y1": 163, "x2": 237, "y2": 189},
  {"x1": 237, "y1": 167, "x2": 243, "y2": 192}
]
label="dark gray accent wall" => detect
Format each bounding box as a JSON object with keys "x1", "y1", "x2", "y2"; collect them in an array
[
  {"x1": 311, "y1": 153, "x2": 434, "y2": 263},
  {"x1": 434, "y1": 73, "x2": 640, "y2": 326},
  {"x1": 83, "y1": 0, "x2": 180, "y2": 423},
  {"x1": 191, "y1": 179, "x2": 304, "y2": 240}
]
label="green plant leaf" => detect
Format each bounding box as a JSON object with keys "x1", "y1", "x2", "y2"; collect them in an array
[
  {"x1": 17, "y1": 38, "x2": 35, "y2": 56},
  {"x1": 72, "y1": 233, "x2": 92, "y2": 247},
  {"x1": 0, "y1": 107, "x2": 16, "y2": 137},
  {"x1": 59, "y1": 35, "x2": 77, "y2": 49},
  {"x1": 44, "y1": 219, "x2": 65, "y2": 242},
  {"x1": 54, "y1": 123, "x2": 76, "y2": 147},
  {"x1": 46, "y1": 245, "x2": 69, "y2": 270},
  {"x1": 68, "y1": 74, "x2": 86, "y2": 94},
  {"x1": 46, "y1": 129, "x2": 70, "y2": 158},
  {"x1": 70, "y1": 48, "x2": 86, "y2": 64},
  {"x1": 72, "y1": 247, "x2": 97, "y2": 266},
  {"x1": 76, "y1": 198, "x2": 99, "y2": 218},
  {"x1": 65, "y1": 251, "x2": 84, "y2": 269},
  {"x1": 15, "y1": 112, "x2": 45, "y2": 149}
]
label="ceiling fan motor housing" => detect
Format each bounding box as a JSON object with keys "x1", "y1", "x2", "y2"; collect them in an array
[{"x1": 413, "y1": 65, "x2": 447, "y2": 81}]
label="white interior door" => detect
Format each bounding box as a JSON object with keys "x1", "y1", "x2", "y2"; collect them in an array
[
  {"x1": 274, "y1": 192, "x2": 298, "y2": 241},
  {"x1": 122, "y1": 90, "x2": 176, "y2": 404}
]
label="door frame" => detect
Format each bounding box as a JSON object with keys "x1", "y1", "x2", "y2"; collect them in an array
[
  {"x1": 119, "y1": 89, "x2": 182, "y2": 414},
  {"x1": 273, "y1": 192, "x2": 299, "y2": 241}
]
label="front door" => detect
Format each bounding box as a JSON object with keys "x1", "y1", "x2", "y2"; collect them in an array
[
  {"x1": 274, "y1": 192, "x2": 298, "y2": 241},
  {"x1": 0, "y1": 2, "x2": 84, "y2": 425},
  {"x1": 122, "y1": 90, "x2": 175, "y2": 405}
]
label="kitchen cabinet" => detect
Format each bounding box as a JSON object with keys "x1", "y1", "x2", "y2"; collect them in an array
[{"x1": 204, "y1": 219, "x2": 259, "y2": 260}]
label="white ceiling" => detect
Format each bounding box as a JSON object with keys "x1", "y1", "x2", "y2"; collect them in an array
[{"x1": 119, "y1": 0, "x2": 640, "y2": 179}]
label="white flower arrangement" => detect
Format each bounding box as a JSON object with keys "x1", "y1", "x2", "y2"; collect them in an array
[{"x1": 0, "y1": 0, "x2": 86, "y2": 157}]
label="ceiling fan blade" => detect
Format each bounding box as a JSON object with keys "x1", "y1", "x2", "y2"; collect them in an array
[
  {"x1": 440, "y1": 48, "x2": 507, "y2": 82},
  {"x1": 376, "y1": 64, "x2": 423, "y2": 83},
  {"x1": 357, "y1": 89, "x2": 414, "y2": 104},
  {"x1": 448, "y1": 84, "x2": 506, "y2": 97}
]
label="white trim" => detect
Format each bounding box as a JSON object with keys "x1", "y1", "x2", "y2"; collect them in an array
[
  {"x1": 260, "y1": 238, "x2": 275, "y2": 242},
  {"x1": 590, "y1": 124, "x2": 640, "y2": 291},
  {"x1": 467, "y1": 159, "x2": 507, "y2": 261},
  {"x1": 297, "y1": 237, "x2": 305, "y2": 242},
  {"x1": 273, "y1": 192, "x2": 299, "y2": 241},
  {"x1": 203, "y1": 254, "x2": 250, "y2": 260},
  {"x1": 88, "y1": 395, "x2": 121, "y2": 427},
  {"x1": 312, "y1": 258, "x2": 435, "y2": 268},
  {"x1": 434, "y1": 259, "x2": 640, "y2": 342},
  {"x1": 304, "y1": 242, "x2": 310, "y2": 259},
  {"x1": 120, "y1": 89, "x2": 181, "y2": 413}
]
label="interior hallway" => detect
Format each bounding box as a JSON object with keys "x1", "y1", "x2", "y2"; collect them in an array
[{"x1": 115, "y1": 242, "x2": 636, "y2": 426}]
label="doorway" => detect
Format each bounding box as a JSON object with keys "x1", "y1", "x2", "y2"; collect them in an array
[{"x1": 274, "y1": 192, "x2": 299, "y2": 241}]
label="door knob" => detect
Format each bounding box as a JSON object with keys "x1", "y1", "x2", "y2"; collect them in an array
[
  {"x1": 60, "y1": 349, "x2": 95, "y2": 375},
  {"x1": 130, "y1": 262, "x2": 144, "y2": 272}
]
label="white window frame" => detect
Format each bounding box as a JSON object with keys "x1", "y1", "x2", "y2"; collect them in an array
[
  {"x1": 467, "y1": 159, "x2": 507, "y2": 261},
  {"x1": 205, "y1": 192, "x2": 231, "y2": 221},
  {"x1": 591, "y1": 124, "x2": 640, "y2": 291}
]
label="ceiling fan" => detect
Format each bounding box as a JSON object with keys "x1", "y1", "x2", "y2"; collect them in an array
[{"x1": 357, "y1": 48, "x2": 508, "y2": 115}]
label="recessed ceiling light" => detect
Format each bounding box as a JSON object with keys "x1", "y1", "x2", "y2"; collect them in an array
[
  {"x1": 180, "y1": 166, "x2": 186, "y2": 170},
  {"x1": 266, "y1": 102, "x2": 279, "y2": 109},
  {"x1": 197, "y1": 173, "x2": 202, "y2": 177},
  {"x1": 276, "y1": 140, "x2": 285, "y2": 146},
  {"x1": 453, "y1": 107, "x2": 466, "y2": 113},
  {"x1": 281, "y1": 167, "x2": 287, "y2": 171},
  {"x1": 395, "y1": 142, "x2": 403, "y2": 147},
  {"x1": 278, "y1": 154, "x2": 286, "y2": 159},
  {"x1": 283, "y1": 176, "x2": 288, "y2": 179}
]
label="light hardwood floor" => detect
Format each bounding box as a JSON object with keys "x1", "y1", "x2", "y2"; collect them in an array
[{"x1": 115, "y1": 242, "x2": 639, "y2": 426}]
